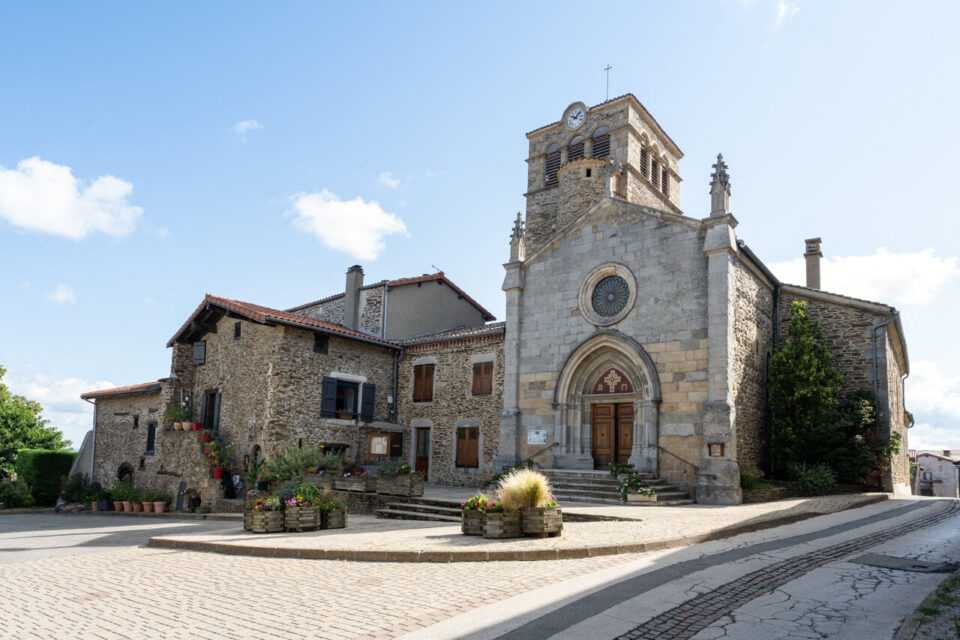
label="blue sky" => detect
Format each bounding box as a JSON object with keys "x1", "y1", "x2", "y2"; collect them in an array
[{"x1": 1, "y1": 1, "x2": 958, "y2": 451}]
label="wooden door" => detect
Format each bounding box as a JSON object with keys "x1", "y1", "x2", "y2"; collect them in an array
[
  {"x1": 616, "y1": 403, "x2": 634, "y2": 465},
  {"x1": 592, "y1": 404, "x2": 615, "y2": 468},
  {"x1": 415, "y1": 428, "x2": 430, "y2": 479}
]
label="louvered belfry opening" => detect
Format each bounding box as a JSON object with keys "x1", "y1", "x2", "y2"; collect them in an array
[
  {"x1": 662, "y1": 169, "x2": 670, "y2": 196},
  {"x1": 545, "y1": 143, "x2": 561, "y2": 187},
  {"x1": 592, "y1": 126, "x2": 610, "y2": 158},
  {"x1": 640, "y1": 144, "x2": 649, "y2": 178},
  {"x1": 650, "y1": 157, "x2": 659, "y2": 187},
  {"x1": 569, "y1": 136, "x2": 585, "y2": 162}
]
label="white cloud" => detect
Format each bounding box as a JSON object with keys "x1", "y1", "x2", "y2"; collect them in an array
[
  {"x1": 5, "y1": 373, "x2": 116, "y2": 450},
  {"x1": 45, "y1": 283, "x2": 77, "y2": 305},
  {"x1": 907, "y1": 423, "x2": 960, "y2": 450},
  {"x1": 0, "y1": 157, "x2": 142, "y2": 240},
  {"x1": 288, "y1": 189, "x2": 408, "y2": 261},
  {"x1": 775, "y1": 1, "x2": 800, "y2": 27},
  {"x1": 378, "y1": 171, "x2": 401, "y2": 189},
  {"x1": 233, "y1": 119, "x2": 263, "y2": 142},
  {"x1": 768, "y1": 248, "x2": 960, "y2": 306},
  {"x1": 907, "y1": 361, "x2": 960, "y2": 422}
]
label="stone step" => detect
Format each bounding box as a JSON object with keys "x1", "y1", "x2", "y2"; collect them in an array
[
  {"x1": 388, "y1": 496, "x2": 465, "y2": 509},
  {"x1": 629, "y1": 498, "x2": 697, "y2": 507},
  {"x1": 376, "y1": 508, "x2": 460, "y2": 523},
  {"x1": 552, "y1": 488, "x2": 620, "y2": 501},
  {"x1": 543, "y1": 470, "x2": 656, "y2": 480},
  {"x1": 383, "y1": 502, "x2": 462, "y2": 516},
  {"x1": 555, "y1": 495, "x2": 623, "y2": 505}
]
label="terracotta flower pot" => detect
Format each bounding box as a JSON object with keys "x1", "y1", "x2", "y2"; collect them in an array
[
  {"x1": 212, "y1": 467, "x2": 226, "y2": 480},
  {"x1": 173, "y1": 422, "x2": 182, "y2": 431},
  {"x1": 122, "y1": 501, "x2": 132, "y2": 512},
  {"x1": 132, "y1": 502, "x2": 143, "y2": 512},
  {"x1": 153, "y1": 502, "x2": 166, "y2": 513},
  {"x1": 90, "y1": 501, "x2": 99, "y2": 512},
  {"x1": 113, "y1": 501, "x2": 123, "y2": 512},
  {"x1": 142, "y1": 501, "x2": 154, "y2": 513}
]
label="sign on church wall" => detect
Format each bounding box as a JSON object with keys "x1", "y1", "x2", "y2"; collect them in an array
[{"x1": 527, "y1": 429, "x2": 547, "y2": 445}]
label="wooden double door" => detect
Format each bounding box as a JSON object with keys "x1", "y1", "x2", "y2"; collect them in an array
[{"x1": 591, "y1": 403, "x2": 634, "y2": 468}]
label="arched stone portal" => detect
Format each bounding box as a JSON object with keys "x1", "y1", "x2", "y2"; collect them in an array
[{"x1": 553, "y1": 330, "x2": 661, "y2": 472}]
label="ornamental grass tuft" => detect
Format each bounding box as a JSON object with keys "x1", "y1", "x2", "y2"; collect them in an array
[{"x1": 495, "y1": 468, "x2": 553, "y2": 512}]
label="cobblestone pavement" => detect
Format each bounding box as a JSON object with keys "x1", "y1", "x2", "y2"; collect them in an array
[{"x1": 614, "y1": 501, "x2": 960, "y2": 639}]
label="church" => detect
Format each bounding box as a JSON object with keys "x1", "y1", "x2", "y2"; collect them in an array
[{"x1": 79, "y1": 93, "x2": 911, "y2": 506}]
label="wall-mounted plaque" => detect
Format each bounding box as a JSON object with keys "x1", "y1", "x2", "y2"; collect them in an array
[
  {"x1": 527, "y1": 429, "x2": 547, "y2": 445},
  {"x1": 368, "y1": 433, "x2": 390, "y2": 456},
  {"x1": 708, "y1": 443, "x2": 725, "y2": 457}
]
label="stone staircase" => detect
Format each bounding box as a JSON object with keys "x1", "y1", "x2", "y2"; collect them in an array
[
  {"x1": 543, "y1": 469, "x2": 695, "y2": 506},
  {"x1": 376, "y1": 496, "x2": 463, "y2": 523}
]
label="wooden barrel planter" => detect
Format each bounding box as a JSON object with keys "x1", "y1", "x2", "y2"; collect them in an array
[
  {"x1": 522, "y1": 506, "x2": 562, "y2": 538},
  {"x1": 461, "y1": 510, "x2": 484, "y2": 536},
  {"x1": 322, "y1": 509, "x2": 347, "y2": 529},
  {"x1": 284, "y1": 505, "x2": 321, "y2": 532},
  {"x1": 243, "y1": 511, "x2": 253, "y2": 531},
  {"x1": 250, "y1": 511, "x2": 284, "y2": 533},
  {"x1": 334, "y1": 476, "x2": 376, "y2": 492},
  {"x1": 482, "y1": 511, "x2": 521, "y2": 539},
  {"x1": 376, "y1": 474, "x2": 425, "y2": 497}
]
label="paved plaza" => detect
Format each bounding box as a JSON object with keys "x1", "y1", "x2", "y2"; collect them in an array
[{"x1": 1, "y1": 498, "x2": 957, "y2": 640}]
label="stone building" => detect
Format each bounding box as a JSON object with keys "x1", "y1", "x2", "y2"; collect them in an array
[
  {"x1": 80, "y1": 92, "x2": 911, "y2": 505},
  {"x1": 914, "y1": 453, "x2": 959, "y2": 498}
]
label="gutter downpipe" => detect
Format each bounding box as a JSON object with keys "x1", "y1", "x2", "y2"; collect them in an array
[
  {"x1": 83, "y1": 397, "x2": 96, "y2": 480},
  {"x1": 871, "y1": 311, "x2": 900, "y2": 413},
  {"x1": 392, "y1": 350, "x2": 400, "y2": 423}
]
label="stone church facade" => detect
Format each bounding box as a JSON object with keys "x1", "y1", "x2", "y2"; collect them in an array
[{"x1": 80, "y1": 93, "x2": 911, "y2": 505}]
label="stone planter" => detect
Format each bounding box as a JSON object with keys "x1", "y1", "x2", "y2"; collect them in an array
[
  {"x1": 284, "y1": 505, "x2": 321, "y2": 532},
  {"x1": 461, "y1": 510, "x2": 484, "y2": 536},
  {"x1": 482, "y1": 511, "x2": 522, "y2": 539},
  {"x1": 522, "y1": 506, "x2": 563, "y2": 537},
  {"x1": 334, "y1": 475, "x2": 376, "y2": 492},
  {"x1": 243, "y1": 511, "x2": 253, "y2": 531},
  {"x1": 322, "y1": 509, "x2": 347, "y2": 529},
  {"x1": 626, "y1": 492, "x2": 658, "y2": 503},
  {"x1": 250, "y1": 511, "x2": 284, "y2": 534},
  {"x1": 376, "y1": 474, "x2": 424, "y2": 497}
]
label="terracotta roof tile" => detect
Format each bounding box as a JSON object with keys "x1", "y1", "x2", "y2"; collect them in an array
[
  {"x1": 166, "y1": 294, "x2": 402, "y2": 349},
  {"x1": 80, "y1": 381, "x2": 163, "y2": 400}
]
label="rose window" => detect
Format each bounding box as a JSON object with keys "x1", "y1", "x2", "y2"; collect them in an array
[{"x1": 591, "y1": 276, "x2": 630, "y2": 317}]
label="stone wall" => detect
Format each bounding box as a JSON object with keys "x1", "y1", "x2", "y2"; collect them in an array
[
  {"x1": 91, "y1": 391, "x2": 164, "y2": 488},
  {"x1": 882, "y1": 327, "x2": 911, "y2": 493},
  {"x1": 397, "y1": 331, "x2": 504, "y2": 486},
  {"x1": 731, "y1": 259, "x2": 775, "y2": 472},
  {"x1": 294, "y1": 285, "x2": 385, "y2": 336}
]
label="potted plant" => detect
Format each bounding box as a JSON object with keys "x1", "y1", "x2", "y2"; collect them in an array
[
  {"x1": 94, "y1": 488, "x2": 113, "y2": 512},
  {"x1": 141, "y1": 491, "x2": 156, "y2": 513},
  {"x1": 153, "y1": 494, "x2": 168, "y2": 514},
  {"x1": 460, "y1": 495, "x2": 487, "y2": 536},
  {"x1": 334, "y1": 462, "x2": 375, "y2": 492},
  {"x1": 184, "y1": 488, "x2": 201, "y2": 512},
  {"x1": 496, "y1": 468, "x2": 562, "y2": 537},
  {"x1": 199, "y1": 429, "x2": 215, "y2": 444},
  {"x1": 248, "y1": 496, "x2": 284, "y2": 533},
  {"x1": 481, "y1": 502, "x2": 521, "y2": 539},
  {"x1": 619, "y1": 473, "x2": 656, "y2": 503},
  {"x1": 375, "y1": 459, "x2": 424, "y2": 497},
  {"x1": 113, "y1": 479, "x2": 135, "y2": 512},
  {"x1": 282, "y1": 482, "x2": 321, "y2": 532},
  {"x1": 318, "y1": 493, "x2": 347, "y2": 529}
]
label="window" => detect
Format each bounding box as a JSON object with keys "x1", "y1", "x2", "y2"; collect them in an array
[
  {"x1": 413, "y1": 364, "x2": 435, "y2": 402},
  {"x1": 145, "y1": 422, "x2": 158, "y2": 455},
  {"x1": 472, "y1": 362, "x2": 493, "y2": 396},
  {"x1": 193, "y1": 341, "x2": 206, "y2": 365},
  {"x1": 544, "y1": 144, "x2": 561, "y2": 187},
  {"x1": 201, "y1": 390, "x2": 221, "y2": 432},
  {"x1": 640, "y1": 143, "x2": 649, "y2": 178},
  {"x1": 133, "y1": 415, "x2": 139, "y2": 429},
  {"x1": 592, "y1": 126, "x2": 610, "y2": 158},
  {"x1": 662, "y1": 167, "x2": 670, "y2": 196},
  {"x1": 314, "y1": 333, "x2": 329, "y2": 354},
  {"x1": 585, "y1": 168, "x2": 592, "y2": 178},
  {"x1": 336, "y1": 381, "x2": 358, "y2": 419},
  {"x1": 234, "y1": 321, "x2": 241, "y2": 340},
  {"x1": 321, "y1": 377, "x2": 375, "y2": 421},
  {"x1": 650, "y1": 157, "x2": 659, "y2": 187},
  {"x1": 569, "y1": 136, "x2": 584, "y2": 161},
  {"x1": 456, "y1": 427, "x2": 479, "y2": 468}
]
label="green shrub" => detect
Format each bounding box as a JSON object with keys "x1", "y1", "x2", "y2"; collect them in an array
[
  {"x1": 110, "y1": 478, "x2": 137, "y2": 502},
  {"x1": 618, "y1": 474, "x2": 655, "y2": 502},
  {"x1": 14, "y1": 449, "x2": 76, "y2": 505},
  {"x1": 739, "y1": 465, "x2": 776, "y2": 491},
  {"x1": 60, "y1": 473, "x2": 101, "y2": 503},
  {"x1": 0, "y1": 479, "x2": 34, "y2": 508},
  {"x1": 790, "y1": 462, "x2": 836, "y2": 496},
  {"x1": 262, "y1": 447, "x2": 343, "y2": 482},
  {"x1": 496, "y1": 468, "x2": 552, "y2": 511}
]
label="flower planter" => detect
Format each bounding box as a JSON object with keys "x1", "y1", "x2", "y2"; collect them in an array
[
  {"x1": 461, "y1": 510, "x2": 483, "y2": 536},
  {"x1": 255, "y1": 480, "x2": 270, "y2": 491},
  {"x1": 122, "y1": 501, "x2": 133, "y2": 512},
  {"x1": 90, "y1": 501, "x2": 99, "y2": 512},
  {"x1": 192, "y1": 422, "x2": 202, "y2": 431},
  {"x1": 521, "y1": 506, "x2": 563, "y2": 538},
  {"x1": 187, "y1": 496, "x2": 201, "y2": 512},
  {"x1": 334, "y1": 475, "x2": 376, "y2": 492},
  {"x1": 132, "y1": 502, "x2": 143, "y2": 512},
  {"x1": 243, "y1": 511, "x2": 253, "y2": 531},
  {"x1": 249, "y1": 511, "x2": 284, "y2": 533},
  {"x1": 98, "y1": 499, "x2": 113, "y2": 512},
  {"x1": 302, "y1": 473, "x2": 334, "y2": 491},
  {"x1": 626, "y1": 493, "x2": 658, "y2": 503},
  {"x1": 284, "y1": 505, "x2": 321, "y2": 532},
  {"x1": 113, "y1": 501, "x2": 124, "y2": 512},
  {"x1": 212, "y1": 467, "x2": 226, "y2": 480},
  {"x1": 482, "y1": 511, "x2": 522, "y2": 539},
  {"x1": 376, "y1": 474, "x2": 424, "y2": 497},
  {"x1": 142, "y1": 501, "x2": 154, "y2": 513},
  {"x1": 153, "y1": 501, "x2": 166, "y2": 513},
  {"x1": 322, "y1": 509, "x2": 347, "y2": 529}
]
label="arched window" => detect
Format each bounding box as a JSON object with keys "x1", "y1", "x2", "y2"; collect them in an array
[
  {"x1": 650, "y1": 157, "x2": 659, "y2": 187},
  {"x1": 569, "y1": 136, "x2": 585, "y2": 162},
  {"x1": 640, "y1": 143, "x2": 649, "y2": 178},
  {"x1": 145, "y1": 422, "x2": 158, "y2": 455},
  {"x1": 544, "y1": 144, "x2": 561, "y2": 187},
  {"x1": 592, "y1": 126, "x2": 610, "y2": 158}
]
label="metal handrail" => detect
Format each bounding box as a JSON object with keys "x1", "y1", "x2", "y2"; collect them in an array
[
  {"x1": 656, "y1": 444, "x2": 699, "y2": 473},
  {"x1": 526, "y1": 441, "x2": 559, "y2": 462}
]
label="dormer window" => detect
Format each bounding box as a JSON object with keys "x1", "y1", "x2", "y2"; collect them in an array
[
  {"x1": 544, "y1": 144, "x2": 560, "y2": 187},
  {"x1": 569, "y1": 136, "x2": 585, "y2": 162},
  {"x1": 592, "y1": 126, "x2": 610, "y2": 158}
]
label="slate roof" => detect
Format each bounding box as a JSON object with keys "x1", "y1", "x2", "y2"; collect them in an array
[
  {"x1": 401, "y1": 322, "x2": 506, "y2": 346},
  {"x1": 80, "y1": 381, "x2": 163, "y2": 400}
]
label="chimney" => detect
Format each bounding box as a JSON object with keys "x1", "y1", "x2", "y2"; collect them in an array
[
  {"x1": 804, "y1": 238, "x2": 822, "y2": 289},
  {"x1": 343, "y1": 265, "x2": 363, "y2": 330}
]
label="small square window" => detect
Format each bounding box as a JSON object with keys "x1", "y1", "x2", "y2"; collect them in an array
[
  {"x1": 585, "y1": 168, "x2": 592, "y2": 178},
  {"x1": 314, "y1": 333, "x2": 329, "y2": 354}
]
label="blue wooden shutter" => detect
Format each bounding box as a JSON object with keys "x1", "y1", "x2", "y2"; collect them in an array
[
  {"x1": 321, "y1": 377, "x2": 337, "y2": 418},
  {"x1": 193, "y1": 341, "x2": 206, "y2": 364},
  {"x1": 360, "y1": 384, "x2": 376, "y2": 423},
  {"x1": 212, "y1": 391, "x2": 221, "y2": 432}
]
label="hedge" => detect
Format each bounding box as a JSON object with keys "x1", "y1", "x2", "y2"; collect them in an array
[{"x1": 15, "y1": 449, "x2": 77, "y2": 505}]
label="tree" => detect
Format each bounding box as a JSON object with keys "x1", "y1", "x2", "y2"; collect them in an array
[
  {"x1": 0, "y1": 365, "x2": 70, "y2": 477},
  {"x1": 768, "y1": 301, "x2": 843, "y2": 476}
]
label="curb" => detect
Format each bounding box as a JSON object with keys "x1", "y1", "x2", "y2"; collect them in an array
[
  {"x1": 148, "y1": 494, "x2": 889, "y2": 563},
  {"x1": 894, "y1": 567, "x2": 960, "y2": 640}
]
